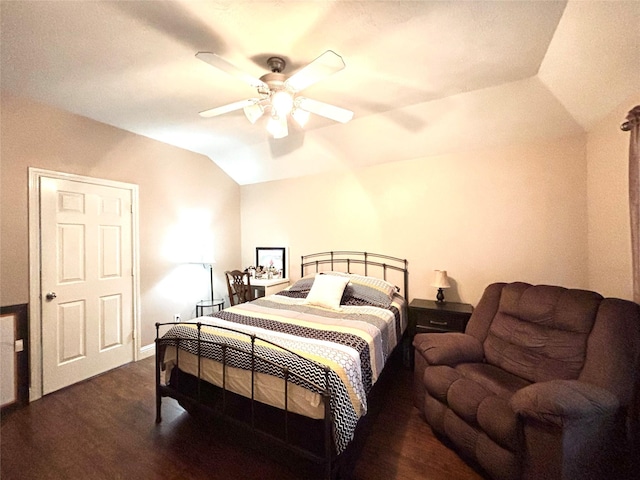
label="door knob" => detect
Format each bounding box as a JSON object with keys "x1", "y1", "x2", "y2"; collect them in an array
[{"x1": 45, "y1": 292, "x2": 57, "y2": 300}]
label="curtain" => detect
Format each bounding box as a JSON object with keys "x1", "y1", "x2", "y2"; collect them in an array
[
  {"x1": 628, "y1": 106, "x2": 640, "y2": 472},
  {"x1": 628, "y1": 106, "x2": 640, "y2": 304}
]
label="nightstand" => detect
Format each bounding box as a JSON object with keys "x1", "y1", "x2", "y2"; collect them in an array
[
  {"x1": 409, "y1": 298, "x2": 474, "y2": 336},
  {"x1": 196, "y1": 299, "x2": 224, "y2": 317}
]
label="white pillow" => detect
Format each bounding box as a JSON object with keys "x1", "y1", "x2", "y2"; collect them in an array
[{"x1": 303, "y1": 274, "x2": 350, "y2": 311}]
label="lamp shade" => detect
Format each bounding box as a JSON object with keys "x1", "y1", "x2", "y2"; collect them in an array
[
  {"x1": 243, "y1": 102, "x2": 264, "y2": 124},
  {"x1": 432, "y1": 270, "x2": 451, "y2": 289},
  {"x1": 187, "y1": 257, "x2": 215, "y2": 265},
  {"x1": 201, "y1": 256, "x2": 216, "y2": 265}
]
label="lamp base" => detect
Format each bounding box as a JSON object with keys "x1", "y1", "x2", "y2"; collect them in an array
[
  {"x1": 209, "y1": 264, "x2": 215, "y2": 302},
  {"x1": 436, "y1": 288, "x2": 446, "y2": 304}
]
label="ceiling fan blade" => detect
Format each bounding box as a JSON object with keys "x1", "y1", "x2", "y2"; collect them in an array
[
  {"x1": 284, "y1": 50, "x2": 346, "y2": 92},
  {"x1": 199, "y1": 99, "x2": 258, "y2": 118},
  {"x1": 196, "y1": 52, "x2": 267, "y2": 90},
  {"x1": 296, "y1": 97, "x2": 354, "y2": 124}
]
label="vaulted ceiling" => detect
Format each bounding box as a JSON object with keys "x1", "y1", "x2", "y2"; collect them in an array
[{"x1": 2, "y1": 1, "x2": 639, "y2": 185}]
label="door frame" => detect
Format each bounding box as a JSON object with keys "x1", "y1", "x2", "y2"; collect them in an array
[{"x1": 28, "y1": 168, "x2": 141, "y2": 401}]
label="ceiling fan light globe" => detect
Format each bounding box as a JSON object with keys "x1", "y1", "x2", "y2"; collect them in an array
[
  {"x1": 267, "y1": 115, "x2": 288, "y2": 139},
  {"x1": 271, "y1": 90, "x2": 294, "y2": 117},
  {"x1": 291, "y1": 108, "x2": 310, "y2": 127}
]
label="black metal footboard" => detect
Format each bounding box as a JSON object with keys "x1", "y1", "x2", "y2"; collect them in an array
[{"x1": 155, "y1": 321, "x2": 335, "y2": 479}]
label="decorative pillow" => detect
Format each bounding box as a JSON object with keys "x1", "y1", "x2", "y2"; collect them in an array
[
  {"x1": 287, "y1": 277, "x2": 316, "y2": 292},
  {"x1": 343, "y1": 283, "x2": 393, "y2": 308},
  {"x1": 303, "y1": 274, "x2": 350, "y2": 311},
  {"x1": 327, "y1": 272, "x2": 398, "y2": 308}
]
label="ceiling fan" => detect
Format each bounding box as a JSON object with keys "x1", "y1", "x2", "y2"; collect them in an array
[{"x1": 196, "y1": 50, "x2": 354, "y2": 139}]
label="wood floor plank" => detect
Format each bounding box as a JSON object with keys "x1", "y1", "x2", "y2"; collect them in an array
[{"x1": 1, "y1": 355, "x2": 486, "y2": 480}]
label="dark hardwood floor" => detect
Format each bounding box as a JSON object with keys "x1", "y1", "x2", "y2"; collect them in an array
[{"x1": 1, "y1": 354, "x2": 486, "y2": 480}]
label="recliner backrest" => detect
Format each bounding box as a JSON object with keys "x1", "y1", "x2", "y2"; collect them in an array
[
  {"x1": 473, "y1": 282, "x2": 603, "y2": 383},
  {"x1": 580, "y1": 297, "x2": 640, "y2": 405}
]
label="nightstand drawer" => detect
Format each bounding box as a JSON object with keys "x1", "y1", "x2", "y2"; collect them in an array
[
  {"x1": 414, "y1": 312, "x2": 468, "y2": 333},
  {"x1": 409, "y1": 299, "x2": 473, "y2": 335}
]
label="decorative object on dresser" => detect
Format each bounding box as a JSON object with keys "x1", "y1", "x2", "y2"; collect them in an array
[
  {"x1": 155, "y1": 251, "x2": 409, "y2": 480},
  {"x1": 413, "y1": 282, "x2": 640, "y2": 480},
  {"x1": 255, "y1": 246, "x2": 287, "y2": 279},
  {"x1": 431, "y1": 269, "x2": 451, "y2": 303}
]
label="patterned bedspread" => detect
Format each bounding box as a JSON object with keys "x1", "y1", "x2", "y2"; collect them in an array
[{"x1": 160, "y1": 286, "x2": 406, "y2": 455}]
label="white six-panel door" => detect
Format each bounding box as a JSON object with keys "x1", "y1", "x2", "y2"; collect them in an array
[{"x1": 40, "y1": 176, "x2": 134, "y2": 394}]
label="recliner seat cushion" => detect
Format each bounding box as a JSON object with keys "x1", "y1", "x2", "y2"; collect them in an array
[
  {"x1": 423, "y1": 362, "x2": 530, "y2": 453},
  {"x1": 456, "y1": 363, "x2": 531, "y2": 398},
  {"x1": 447, "y1": 378, "x2": 491, "y2": 424}
]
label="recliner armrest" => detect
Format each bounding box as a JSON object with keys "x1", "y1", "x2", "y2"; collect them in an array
[
  {"x1": 413, "y1": 332, "x2": 484, "y2": 366},
  {"x1": 510, "y1": 379, "x2": 619, "y2": 427}
]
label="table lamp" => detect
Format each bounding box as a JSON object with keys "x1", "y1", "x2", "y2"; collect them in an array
[{"x1": 432, "y1": 270, "x2": 451, "y2": 304}]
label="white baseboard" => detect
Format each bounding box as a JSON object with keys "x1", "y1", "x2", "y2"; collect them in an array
[{"x1": 139, "y1": 343, "x2": 155, "y2": 360}]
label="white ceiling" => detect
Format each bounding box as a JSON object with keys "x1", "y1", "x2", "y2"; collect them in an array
[{"x1": 1, "y1": 1, "x2": 639, "y2": 185}]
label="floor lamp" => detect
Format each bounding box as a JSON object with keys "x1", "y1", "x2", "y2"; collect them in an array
[{"x1": 189, "y1": 258, "x2": 216, "y2": 303}]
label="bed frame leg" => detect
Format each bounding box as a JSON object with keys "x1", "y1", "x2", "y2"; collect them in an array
[
  {"x1": 155, "y1": 385, "x2": 162, "y2": 424},
  {"x1": 323, "y1": 386, "x2": 332, "y2": 480}
]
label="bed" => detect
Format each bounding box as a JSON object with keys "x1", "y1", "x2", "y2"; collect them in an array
[{"x1": 155, "y1": 251, "x2": 409, "y2": 479}]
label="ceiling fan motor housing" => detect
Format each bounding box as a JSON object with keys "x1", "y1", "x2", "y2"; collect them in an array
[
  {"x1": 258, "y1": 71, "x2": 289, "y2": 103},
  {"x1": 266, "y1": 56, "x2": 286, "y2": 73}
]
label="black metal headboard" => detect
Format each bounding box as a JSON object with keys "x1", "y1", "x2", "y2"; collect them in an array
[{"x1": 301, "y1": 251, "x2": 409, "y2": 300}]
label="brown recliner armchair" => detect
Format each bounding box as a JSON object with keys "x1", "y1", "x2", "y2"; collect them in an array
[{"x1": 413, "y1": 282, "x2": 640, "y2": 480}]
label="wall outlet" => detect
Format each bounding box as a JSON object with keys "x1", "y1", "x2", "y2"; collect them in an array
[{"x1": 173, "y1": 314, "x2": 180, "y2": 322}]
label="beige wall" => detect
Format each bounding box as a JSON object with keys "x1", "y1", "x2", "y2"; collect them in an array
[
  {"x1": 586, "y1": 92, "x2": 640, "y2": 300},
  {"x1": 0, "y1": 93, "x2": 241, "y2": 346},
  {"x1": 241, "y1": 135, "x2": 589, "y2": 306},
  {"x1": 3, "y1": 90, "x2": 635, "y2": 351}
]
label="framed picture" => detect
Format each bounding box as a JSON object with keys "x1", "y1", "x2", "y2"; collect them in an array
[{"x1": 256, "y1": 247, "x2": 286, "y2": 278}]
